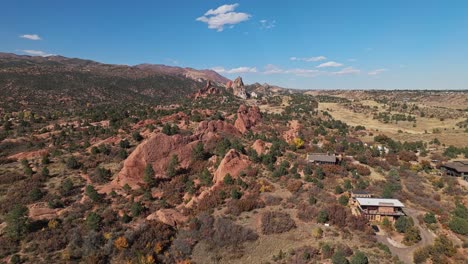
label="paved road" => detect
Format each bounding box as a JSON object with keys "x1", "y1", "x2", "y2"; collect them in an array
[{"x1": 375, "y1": 208, "x2": 436, "y2": 264}]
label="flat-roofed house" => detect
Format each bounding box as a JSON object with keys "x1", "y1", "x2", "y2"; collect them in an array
[
  {"x1": 441, "y1": 160, "x2": 468, "y2": 180},
  {"x1": 307, "y1": 153, "x2": 337, "y2": 165},
  {"x1": 356, "y1": 198, "x2": 405, "y2": 222}
]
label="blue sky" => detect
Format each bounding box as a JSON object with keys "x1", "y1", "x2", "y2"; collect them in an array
[{"x1": 1, "y1": 0, "x2": 468, "y2": 89}]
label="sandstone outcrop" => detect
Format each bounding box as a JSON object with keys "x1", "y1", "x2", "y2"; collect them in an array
[
  {"x1": 193, "y1": 80, "x2": 221, "y2": 99},
  {"x1": 146, "y1": 209, "x2": 188, "y2": 227},
  {"x1": 213, "y1": 149, "x2": 251, "y2": 185},
  {"x1": 230, "y1": 77, "x2": 247, "y2": 99},
  {"x1": 114, "y1": 133, "x2": 199, "y2": 189},
  {"x1": 8, "y1": 149, "x2": 49, "y2": 161},
  {"x1": 195, "y1": 120, "x2": 240, "y2": 141},
  {"x1": 251, "y1": 139, "x2": 271, "y2": 155},
  {"x1": 283, "y1": 120, "x2": 302, "y2": 144},
  {"x1": 234, "y1": 105, "x2": 262, "y2": 134}
]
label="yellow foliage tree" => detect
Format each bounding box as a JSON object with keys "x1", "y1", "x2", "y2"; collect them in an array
[
  {"x1": 48, "y1": 219, "x2": 59, "y2": 229},
  {"x1": 114, "y1": 236, "x2": 129, "y2": 250},
  {"x1": 154, "y1": 242, "x2": 163, "y2": 254},
  {"x1": 292, "y1": 137, "x2": 305, "y2": 149}
]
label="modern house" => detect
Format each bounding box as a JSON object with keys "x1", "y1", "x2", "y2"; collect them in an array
[
  {"x1": 441, "y1": 160, "x2": 468, "y2": 180},
  {"x1": 306, "y1": 153, "x2": 338, "y2": 165},
  {"x1": 355, "y1": 198, "x2": 405, "y2": 222}
]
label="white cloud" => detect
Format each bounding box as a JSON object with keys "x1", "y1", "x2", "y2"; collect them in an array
[
  {"x1": 21, "y1": 50, "x2": 55, "y2": 57},
  {"x1": 316, "y1": 61, "x2": 343, "y2": 68},
  {"x1": 260, "y1": 19, "x2": 276, "y2": 29},
  {"x1": 368, "y1": 68, "x2": 387, "y2": 75},
  {"x1": 331, "y1": 67, "x2": 361, "y2": 76},
  {"x1": 263, "y1": 64, "x2": 284, "y2": 74},
  {"x1": 290, "y1": 56, "x2": 326, "y2": 62},
  {"x1": 20, "y1": 34, "x2": 42, "y2": 40},
  {"x1": 197, "y1": 3, "x2": 251, "y2": 31},
  {"x1": 204, "y1": 4, "x2": 239, "y2": 16},
  {"x1": 212, "y1": 66, "x2": 257, "y2": 74}
]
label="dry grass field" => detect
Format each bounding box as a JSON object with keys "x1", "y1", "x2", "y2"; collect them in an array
[{"x1": 319, "y1": 102, "x2": 468, "y2": 147}]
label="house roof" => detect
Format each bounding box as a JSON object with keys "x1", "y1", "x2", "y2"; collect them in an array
[
  {"x1": 352, "y1": 190, "x2": 370, "y2": 195},
  {"x1": 356, "y1": 198, "x2": 405, "y2": 207},
  {"x1": 307, "y1": 153, "x2": 337, "y2": 163},
  {"x1": 442, "y1": 160, "x2": 468, "y2": 173}
]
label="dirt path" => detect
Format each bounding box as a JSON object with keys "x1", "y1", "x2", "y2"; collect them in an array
[{"x1": 375, "y1": 208, "x2": 436, "y2": 264}]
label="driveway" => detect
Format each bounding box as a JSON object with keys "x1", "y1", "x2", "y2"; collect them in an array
[{"x1": 375, "y1": 208, "x2": 436, "y2": 264}]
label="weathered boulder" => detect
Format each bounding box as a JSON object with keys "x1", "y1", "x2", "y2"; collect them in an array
[
  {"x1": 213, "y1": 149, "x2": 251, "y2": 185},
  {"x1": 146, "y1": 209, "x2": 188, "y2": 227},
  {"x1": 251, "y1": 139, "x2": 271, "y2": 155},
  {"x1": 234, "y1": 105, "x2": 262, "y2": 134}
]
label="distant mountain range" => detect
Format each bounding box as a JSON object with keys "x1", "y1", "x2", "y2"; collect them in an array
[{"x1": 0, "y1": 53, "x2": 230, "y2": 112}]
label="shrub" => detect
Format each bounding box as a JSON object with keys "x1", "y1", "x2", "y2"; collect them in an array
[
  {"x1": 226, "y1": 195, "x2": 265, "y2": 216},
  {"x1": 423, "y1": 212, "x2": 437, "y2": 224},
  {"x1": 166, "y1": 154, "x2": 179, "y2": 177},
  {"x1": 403, "y1": 226, "x2": 421, "y2": 245},
  {"x1": 413, "y1": 246, "x2": 431, "y2": 264},
  {"x1": 350, "y1": 251, "x2": 368, "y2": 264},
  {"x1": 192, "y1": 142, "x2": 207, "y2": 161},
  {"x1": 311, "y1": 227, "x2": 323, "y2": 239},
  {"x1": 332, "y1": 250, "x2": 349, "y2": 264},
  {"x1": 260, "y1": 211, "x2": 296, "y2": 235},
  {"x1": 29, "y1": 188, "x2": 44, "y2": 201},
  {"x1": 114, "y1": 236, "x2": 128, "y2": 250},
  {"x1": 143, "y1": 164, "x2": 156, "y2": 187},
  {"x1": 5, "y1": 205, "x2": 29, "y2": 241},
  {"x1": 85, "y1": 185, "x2": 101, "y2": 202},
  {"x1": 338, "y1": 195, "x2": 349, "y2": 206},
  {"x1": 66, "y1": 156, "x2": 80, "y2": 169},
  {"x1": 132, "y1": 131, "x2": 143, "y2": 141},
  {"x1": 85, "y1": 212, "x2": 101, "y2": 231},
  {"x1": 395, "y1": 216, "x2": 413, "y2": 233},
  {"x1": 223, "y1": 173, "x2": 234, "y2": 185},
  {"x1": 317, "y1": 210, "x2": 329, "y2": 223}
]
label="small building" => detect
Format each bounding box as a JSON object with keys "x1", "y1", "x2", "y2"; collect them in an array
[
  {"x1": 307, "y1": 153, "x2": 338, "y2": 165},
  {"x1": 356, "y1": 198, "x2": 405, "y2": 222},
  {"x1": 350, "y1": 190, "x2": 372, "y2": 206},
  {"x1": 441, "y1": 160, "x2": 468, "y2": 180}
]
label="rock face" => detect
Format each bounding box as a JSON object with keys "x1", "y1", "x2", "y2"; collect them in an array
[
  {"x1": 195, "y1": 120, "x2": 240, "y2": 141},
  {"x1": 146, "y1": 209, "x2": 188, "y2": 227},
  {"x1": 8, "y1": 149, "x2": 49, "y2": 161},
  {"x1": 283, "y1": 120, "x2": 302, "y2": 144},
  {"x1": 252, "y1": 139, "x2": 271, "y2": 155},
  {"x1": 230, "y1": 77, "x2": 248, "y2": 99},
  {"x1": 114, "y1": 133, "x2": 199, "y2": 188},
  {"x1": 234, "y1": 105, "x2": 262, "y2": 134},
  {"x1": 193, "y1": 80, "x2": 221, "y2": 99},
  {"x1": 28, "y1": 202, "x2": 60, "y2": 220},
  {"x1": 213, "y1": 149, "x2": 251, "y2": 185}
]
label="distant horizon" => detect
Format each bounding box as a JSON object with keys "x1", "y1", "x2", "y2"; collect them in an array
[{"x1": 2, "y1": 51, "x2": 468, "y2": 92}]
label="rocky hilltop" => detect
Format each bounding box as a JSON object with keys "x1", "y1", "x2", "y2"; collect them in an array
[{"x1": 0, "y1": 53, "x2": 230, "y2": 112}]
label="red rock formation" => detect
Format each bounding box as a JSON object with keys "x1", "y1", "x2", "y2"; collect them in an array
[
  {"x1": 195, "y1": 120, "x2": 240, "y2": 141},
  {"x1": 234, "y1": 105, "x2": 262, "y2": 134},
  {"x1": 251, "y1": 139, "x2": 271, "y2": 155},
  {"x1": 230, "y1": 77, "x2": 247, "y2": 99},
  {"x1": 146, "y1": 209, "x2": 188, "y2": 227},
  {"x1": 28, "y1": 202, "x2": 60, "y2": 220},
  {"x1": 283, "y1": 120, "x2": 302, "y2": 144},
  {"x1": 213, "y1": 149, "x2": 251, "y2": 185},
  {"x1": 114, "y1": 133, "x2": 199, "y2": 189},
  {"x1": 160, "y1": 112, "x2": 189, "y2": 123},
  {"x1": 8, "y1": 149, "x2": 49, "y2": 161},
  {"x1": 193, "y1": 80, "x2": 221, "y2": 99}
]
